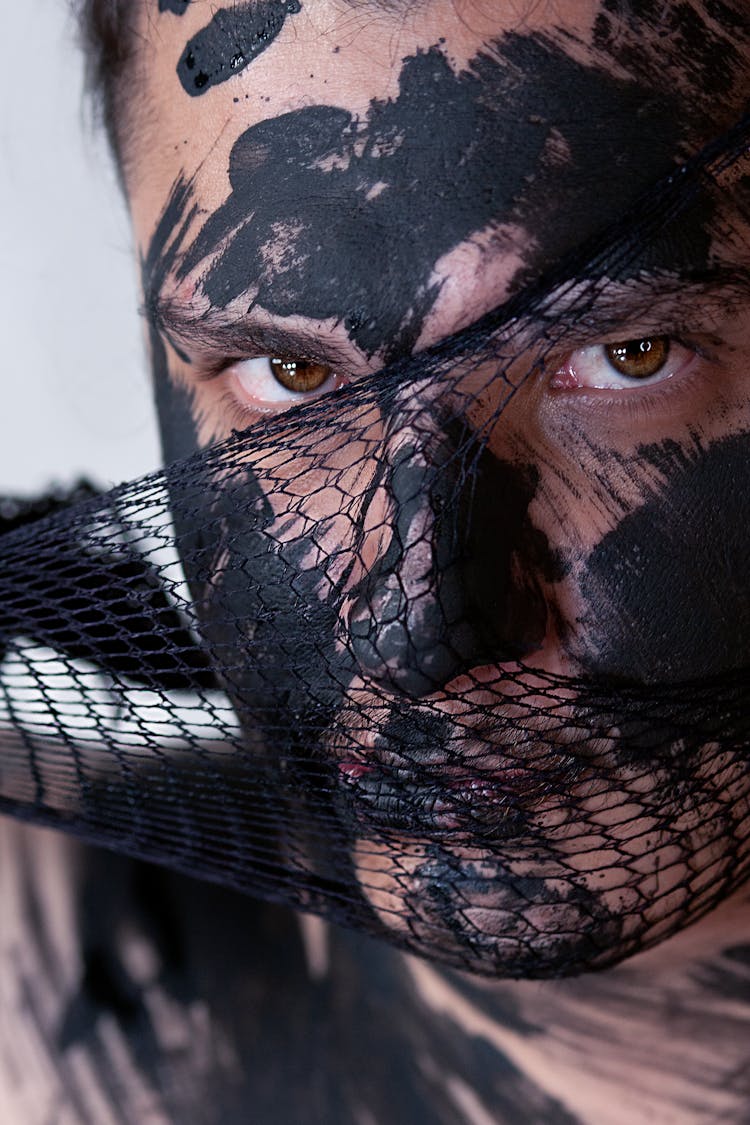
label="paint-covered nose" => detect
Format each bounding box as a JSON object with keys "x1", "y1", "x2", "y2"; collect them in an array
[
  {"x1": 348, "y1": 559, "x2": 476, "y2": 699},
  {"x1": 348, "y1": 437, "x2": 477, "y2": 697},
  {"x1": 347, "y1": 415, "x2": 559, "y2": 698}
]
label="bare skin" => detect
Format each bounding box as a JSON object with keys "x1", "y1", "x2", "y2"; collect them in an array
[{"x1": 3, "y1": 0, "x2": 750, "y2": 1121}]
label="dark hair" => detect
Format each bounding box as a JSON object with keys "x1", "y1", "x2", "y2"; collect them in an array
[{"x1": 75, "y1": 0, "x2": 136, "y2": 164}]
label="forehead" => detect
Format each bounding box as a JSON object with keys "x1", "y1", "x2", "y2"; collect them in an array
[
  {"x1": 128, "y1": 0, "x2": 749, "y2": 359},
  {"x1": 130, "y1": 2, "x2": 741, "y2": 201},
  {"x1": 129, "y1": 3, "x2": 564, "y2": 221},
  {"x1": 129, "y1": 1, "x2": 747, "y2": 181}
]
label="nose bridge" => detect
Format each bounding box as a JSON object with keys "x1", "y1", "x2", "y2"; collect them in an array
[
  {"x1": 348, "y1": 406, "x2": 479, "y2": 698},
  {"x1": 345, "y1": 395, "x2": 561, "y2": 697}
]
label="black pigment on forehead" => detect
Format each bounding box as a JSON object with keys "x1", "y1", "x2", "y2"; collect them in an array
[
  {"x1": 576, "y1": 430, "x2": 750, "y2": 683},
  {"x1": 167, "y1": 32, "x2": 708, "y2": 359},
  {"x1": 159, "y1": 0, "x2": 190, "y2": 13},
  {"x1": 177, "y1": 1, "x2": 302, "y2": 96}
]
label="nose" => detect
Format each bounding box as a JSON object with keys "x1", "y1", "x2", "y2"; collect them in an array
[{"x1": 347, "y1": 410, "x2": 557, "y2": 698}]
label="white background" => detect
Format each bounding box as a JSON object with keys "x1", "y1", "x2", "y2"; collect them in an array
[{"x1": 0, "y1": 0, "x2": 160, "y2": 496}]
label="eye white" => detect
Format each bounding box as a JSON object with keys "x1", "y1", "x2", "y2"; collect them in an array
[
  {"x1": 553, "y1": 339, "x2": 692, "y2": 391},
  {"x1": 233, "y1": 357, "x2": 340, "y2": 408}
]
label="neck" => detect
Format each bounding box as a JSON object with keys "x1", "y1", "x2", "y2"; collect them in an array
[
  {"x1": 399, "y1": 888, "x2": 750, "y2": 1123},
  {"x1": 4, "y1": 817, "x2": 750, "y2": 1124}
]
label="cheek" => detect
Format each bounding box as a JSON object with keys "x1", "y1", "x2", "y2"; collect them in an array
[
  {"x1": 532, "y1": 427, "x2": 750, "y2": 682},
  {"x1": 168, "y1": 423, "x2": 385, "y2": 727},
  {"x1": 180, "y1": 497, "x2": 356, "y2": 732},
  {"x1": 574, "y1": 430, "x2": 750, "y2": 681}
]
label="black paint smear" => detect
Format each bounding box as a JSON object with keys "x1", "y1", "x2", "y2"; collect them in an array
[
  {"x1": 405, "y1": 851, "x2": 625, "y2": 977},
  {"x1": 57, "y1": 855, "x2": 208, "y2": 1111},
  {"x1": 141, "y1": 172, "x2": 204, "y2": 467},
  {"x1": 163, "y1": 455, "x2": 375, "y2": 915},
  {"x1": 153, "y1": 335, "x2": 200, "y2": 465},
  {"x1": 61, "y1": 857, "x2": 577, "y2": 1123},
  {"x1": 178, "y1": 1, "x2": 302, "y2": 96},
  {"x1": 159, "y1": 0, "x2": 190, "y2": 13},
  {"x1": 172, "y1": 462, "x2": 357, "y2": 720},
  {"x1": 593, "y1": 0, "x2": 747, "y2": 102},
  {"x1": 577, "y1": 431, "x2": 750, "y2": 683},
  {"x1": 348, "y1": 427, "x2": 480, "y2": 698},
  {"x1": 348, "y1": 412, "x2": 565, "y2": 697},
  {"x1": 145, "y1": 172, "x2": 359, "y2": 882},
  {"x1": 143, "y1": 172, "x2": 201, "y2": 343},
  {"x1": 175, "y1": 34, "x2": 701, "y2": 358}
]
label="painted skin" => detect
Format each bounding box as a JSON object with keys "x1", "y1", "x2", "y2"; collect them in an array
[
  {"x1": 5, "y1": 1, "x2": 750, "y2": 1122},
  {"x1": 139, "y1": 0, "x2": 750, "y2": 970}
]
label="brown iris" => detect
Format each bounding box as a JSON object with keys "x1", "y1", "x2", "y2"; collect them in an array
[
  {"x1": 605, "y1": 336, "x2": 670, "y2": 380},
  {"x1": 269, "y1": 357, "x2": 332, "y2": 393}
]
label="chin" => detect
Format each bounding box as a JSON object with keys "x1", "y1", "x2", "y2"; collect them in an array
[
  {"x1": 327, "y1": 681, "x2": 750, "y2": 977},
  {"x1": 349, "y1": 823, "x2": 747, "y2": 977}
]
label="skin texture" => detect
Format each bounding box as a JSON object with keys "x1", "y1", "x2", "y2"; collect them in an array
[{"x1": 4, "y1": 0, "x2": 750, "y2": 1121}]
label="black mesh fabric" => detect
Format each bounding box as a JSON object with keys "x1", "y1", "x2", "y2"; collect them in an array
[{"x1": 1, "y1": 116, "x2": 749, "y2": 979}]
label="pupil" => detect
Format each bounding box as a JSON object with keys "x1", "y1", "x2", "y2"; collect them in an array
[{"x1": 605, "y1": 336, "x2": 669, "y2": 379}]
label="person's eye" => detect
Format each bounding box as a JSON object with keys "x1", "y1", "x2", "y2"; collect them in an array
[
  {"x1": 551, "y1": 335, "x2": 697, "y2": 391},
  {"x1": 232, "y1": 356, "x2": 344, "y2": 411}
]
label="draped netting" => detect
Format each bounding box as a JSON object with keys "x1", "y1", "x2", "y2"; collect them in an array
[{"x1": 1, "y1": 116, "x2": 749, "y2": 979}]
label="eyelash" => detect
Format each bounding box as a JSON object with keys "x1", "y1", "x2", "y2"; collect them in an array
[
  {"x1": 551, "y1": 335, "x2": 696, "y2": 389},
  {"x1": 218, "y1": 331, "x2": 713, "y2": 429},
  {"x1": 218, "y1": 387, "x2": 274, "y2": 432}
]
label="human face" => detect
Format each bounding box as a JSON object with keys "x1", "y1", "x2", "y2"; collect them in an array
[{"x1": 127, "y1": 0, "x2": 750, "y2": 976}]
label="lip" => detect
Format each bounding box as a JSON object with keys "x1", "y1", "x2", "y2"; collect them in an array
[
  {"x1": 334, "y1": 725, "x2": 579, "y2": 843},
  {"x1": 326, "y1": 659, "x2": 586, "y2": 840},
  {"x1": 335, "y1": 756, "x2": 556, "y2": 841}
]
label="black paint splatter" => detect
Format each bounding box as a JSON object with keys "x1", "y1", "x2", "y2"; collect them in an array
[
  {"x1": 593, "y1": 0, "x2": 744, "y2": 102},
  {"x1": 178, "y1": 1, "x2": 302, "y2": 96}
]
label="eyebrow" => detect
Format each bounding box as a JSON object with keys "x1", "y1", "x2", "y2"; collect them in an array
[
  {"x1": 152, "y1": 299, "x2": 361, "y2": 370},
  {"x1": 533, "y1": 269, "x2": 750, "y2": 339},
  {"x1": 143, "y1": 86, "x2": 750, "y2": 374},
  {"x1": 151, "y1": 264, "x2": 750, "y2": 379}
]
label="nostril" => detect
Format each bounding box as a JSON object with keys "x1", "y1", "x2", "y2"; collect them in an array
[{"x1": 348, "y1": 576, "x2": 476, "y2": 698}]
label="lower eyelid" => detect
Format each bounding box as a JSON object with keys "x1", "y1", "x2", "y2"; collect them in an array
[
  {"x1": 550, "y1": 340, "x2": 695, "y2": 393},
  {"x1": 545, "y1": 351, "x2": 707, "y2": 422}
]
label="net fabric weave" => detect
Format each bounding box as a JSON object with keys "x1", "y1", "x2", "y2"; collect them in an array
[{"x1": 1, "y1": 117, "x2": 749, "y2": 980}]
